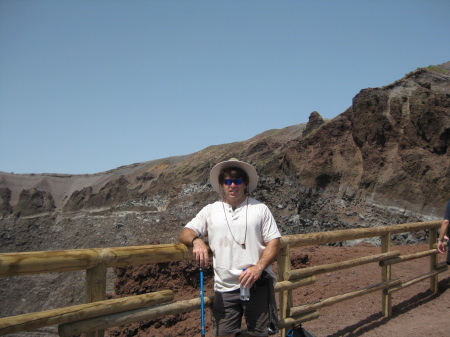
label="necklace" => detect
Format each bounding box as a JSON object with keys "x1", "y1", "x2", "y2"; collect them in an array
[{"x1": 222, "y1": 197, "x2": 248, "y2": 249}]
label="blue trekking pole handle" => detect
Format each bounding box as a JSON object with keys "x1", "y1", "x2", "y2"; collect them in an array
[{"x1": 200, "y1": 267, "x2": 205, "y2": 337}]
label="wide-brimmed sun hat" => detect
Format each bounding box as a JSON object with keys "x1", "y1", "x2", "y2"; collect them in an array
[{"x1": 210, "y1": 158, "x2": 258, "y2": 194}]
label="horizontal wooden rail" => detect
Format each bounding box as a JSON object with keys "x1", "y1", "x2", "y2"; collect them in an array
[
  {"x1": 284, "y1": 251, "x2": 400, "y2": 280},
  {"x1": 59, "y1": 295, "x2": 214, "y2": 337},
  {"x1": 275, "y1": 277, "x2": 316, "y2": 292},
  {"x1": 290, "y1": 279, "x2": 401, "y2": 316},
  {"x1": 278, "y1": 310, "x2": 320, "y2": 329},
  {"x1": 0, "y1": 244, "x2": 193, "y2": 277},
  {"x1": 380, "y1": 249, "x2": 438, "y2": 266},
  {"x1": 385, "y1": 265, "x2": 448, "y2": 295},
  {"x1": 0, "y1": 291, "x2": 173, "y2": 336},
  {"x1": 435, "y1": 262, "x2": 449, "y2": 269},
  {"x1": 280, "y1": 221, "x2": 439, "y2": 248}
]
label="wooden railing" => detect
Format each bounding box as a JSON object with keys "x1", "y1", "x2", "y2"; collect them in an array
[{"x1": 0, "y1": 220, "x2": 447, "y2": 336}]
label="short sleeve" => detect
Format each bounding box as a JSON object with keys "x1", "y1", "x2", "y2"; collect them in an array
[
  {"x1": 184, "y1": 204, "x2": 210, "y2": 237},
  {"x1": 261, "y1": 205, "x2": 281, "y2": 243}
]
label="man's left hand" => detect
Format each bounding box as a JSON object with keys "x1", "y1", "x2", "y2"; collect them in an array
[{"x1": 239, "y1": 265, "x2": 264, "y2": 288}]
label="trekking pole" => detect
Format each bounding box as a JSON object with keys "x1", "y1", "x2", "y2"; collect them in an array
[{"x1": 199, "y1": 267, "x2": 206, "y2": 337}]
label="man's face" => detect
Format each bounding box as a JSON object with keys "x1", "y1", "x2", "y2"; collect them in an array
[{"x1": 221, "y1": 175, "x2": 247, "y2": 206}]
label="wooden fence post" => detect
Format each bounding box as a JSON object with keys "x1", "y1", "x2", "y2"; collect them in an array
[
  {"x1": 277, "y1": 243, "x2": 292, "y2": 337},
  {"x1": 85, "y1": 263, "x2": 107, "y2": 337},
  {"x1": 381, "y1": 233, "x2": 392, "y2": 317},
  {"x1": 429, "y1": 227, "x2": 438, "y2": 293}
]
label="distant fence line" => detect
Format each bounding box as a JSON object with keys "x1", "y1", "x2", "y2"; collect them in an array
[{"x1": 0, "y1": 220, "x2": 447, "y2": 337}]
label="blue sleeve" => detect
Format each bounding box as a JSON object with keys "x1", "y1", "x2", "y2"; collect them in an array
[{"x1": 444, "y1": 199, "x2": 450, "y2": 220}]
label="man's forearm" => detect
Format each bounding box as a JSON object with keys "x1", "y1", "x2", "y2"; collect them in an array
[
  {"x1": 438, "y1": 220, "x2": 449, "y2": 241},
  {"x1": 179, "y1": 228, "x2": 199, "y2": 246},
  {"x1": 256, "y1": 238, "x2": 280, "y2": 271}
]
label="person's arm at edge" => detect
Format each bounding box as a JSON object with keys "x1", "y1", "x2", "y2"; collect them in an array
[
  {"x1": 241, "y1": 237, "x2": 280, "y2": 288},
  {"x1": 437, "y1": 219, "x2": 449, "y2": 254},
  {"x1": 179, "y1": 227, "x2": 210, "y2": 267}
]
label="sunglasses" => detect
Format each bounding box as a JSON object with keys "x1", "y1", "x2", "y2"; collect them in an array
[{"x1": 223, "y1": 178, "x2": 244, "y2": 186}]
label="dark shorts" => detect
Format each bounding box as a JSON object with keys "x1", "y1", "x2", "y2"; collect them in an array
[{"x1": 212, "y1": 280, "x2": 270, "y2": 336}]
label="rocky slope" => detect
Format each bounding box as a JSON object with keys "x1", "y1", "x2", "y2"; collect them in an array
[
  {"x1": 0, "y1": 62, "x2": 449, "y2": 324},
  {"x1": 1, "y1": 62, "x2": 449, "y2": 251}
]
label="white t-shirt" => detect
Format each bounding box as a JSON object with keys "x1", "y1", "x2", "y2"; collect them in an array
[{"x1": 185, "y1": 197, "x2": 281, "y2": 292}]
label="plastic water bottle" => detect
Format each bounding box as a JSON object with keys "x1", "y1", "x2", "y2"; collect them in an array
[{"x1": 240, "y1": 268, "x2": 250, "y2": 301}]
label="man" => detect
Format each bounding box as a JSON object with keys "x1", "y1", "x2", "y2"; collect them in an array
[
  {"x1": 437, "y1": 199, "x2": 450, "y2": 264},
  {"x1": 179, "y1": 158, "x2": 281, "y2": 337}
]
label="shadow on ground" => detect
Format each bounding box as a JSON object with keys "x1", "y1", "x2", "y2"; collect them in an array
[{"x1": 326, "y1": 276, "x2": 450, "y2": 337}]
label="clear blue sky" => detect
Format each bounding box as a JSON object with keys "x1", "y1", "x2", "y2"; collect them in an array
[{"x1": 1, "y1": 0, "x2": 449, "y2": 174}]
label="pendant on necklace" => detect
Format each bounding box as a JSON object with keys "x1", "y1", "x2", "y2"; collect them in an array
[{"x1": 242, "y1": 244, "x2": 246, "y2": 249}]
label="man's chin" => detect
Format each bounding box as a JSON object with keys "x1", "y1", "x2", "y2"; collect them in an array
[{"x1": 226, "y1": 195, "x2": 245, "y2": 204}]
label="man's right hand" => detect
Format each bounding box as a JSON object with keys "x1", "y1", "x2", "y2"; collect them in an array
[
  {"x1": 192, "y1": 238, "x2": 209, "y2": 267},
  {"x1": 179, "y1": 228, "x2": 210, "y2": 267},
  {"x1": 438, "y1": 240, "x2": 447, "y2": 254}
]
